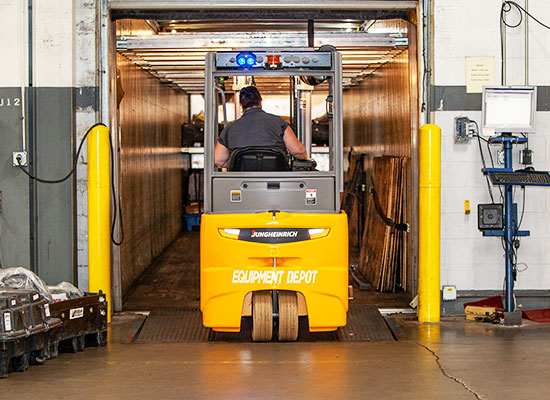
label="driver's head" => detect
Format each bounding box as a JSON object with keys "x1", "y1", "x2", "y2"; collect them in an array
[{"x1": 240, "y1": 86, "x2": 262, "y2": 110}]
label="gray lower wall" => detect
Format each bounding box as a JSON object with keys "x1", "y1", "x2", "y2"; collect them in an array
[
  {"x1": 0, "y1": 86, "x2": 94, "y2": 285},
  {"x1": 431, "y1": 85, "x2": 550, "y2": 111},
  {"x1": 0, "y1": 87, "x2": 30, "y2": 269},
  {"x1": 34, "y1": 88, "x2": 74, "y2": 284}
]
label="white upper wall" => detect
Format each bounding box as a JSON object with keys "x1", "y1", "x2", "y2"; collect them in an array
[
  {"x1": 74, "y1": 0, "x2": 97, "y2": 87},
  {"x1": 435, "y1": 0, "x2": 550, "y2": 86},
  {"x1": 0, "y1": 0, "x2": 78, "y2": 88},
  {"x1": 34, "y1": 0, "x2": 74, "y2": 87},
  {"x1": 0, "y1": 0, "x2": 28, "y2": 87},
  {"x1": 434, "y1": 0, "x2": 550, "y2": 290}
]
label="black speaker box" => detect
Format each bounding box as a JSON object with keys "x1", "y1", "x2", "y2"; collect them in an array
[{"x1": 478, "y1": 203, "x2": 504, "y2": 230}]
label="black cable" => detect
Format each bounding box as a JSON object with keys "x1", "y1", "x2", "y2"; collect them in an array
[
  {"x1": 16, "y1": 122, "x2": 123, "y2": 246},
  {"x1": 471, "y1": 121, "x2": 495, "y2": 203},
  {"x1": 484, "y1": 135, "x2": 504, "y2": 201},
  {"x1": 500, "y1": 1, "x2": 550, "y2": 84},
  {"x1": 370, "y1": 176, "x2": 408, "y2": 232},
  {"x1": 500, "y1": 2, "x2": 519, "y2": 84},
  {"x1": 501, "y1": 1, "x2": 523, "y2": 29},
  {"x1": 502, "y1": 1, "x2": 550, "y2": 30},
  {"x1": 16, "y1": 123, "x2": 102, "y2": 183},
  {"x1": 109, "y1": 133, "x2": 124, "y2": 246},
  {"x1": 518, "y1": 186, "x2": 526, "y2": 229},
  {"x1": 485, "y1": 139, "x2": 495, "y2": 167},
  {"x1": 504, "y1": 186, "x2": 526, "y2": 285}
]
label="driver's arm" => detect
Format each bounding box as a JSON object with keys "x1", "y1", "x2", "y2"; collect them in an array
[
  {"x1": 214, "y1": 142, "x2": 230, "y2": 168},
  {"x1": 283, "y1": 125, "x2": 310, "y2": 160}
]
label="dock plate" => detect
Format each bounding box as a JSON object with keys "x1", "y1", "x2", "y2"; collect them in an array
[{"x1": 129, "y1": 305, "x2": 402, "y2": 343}]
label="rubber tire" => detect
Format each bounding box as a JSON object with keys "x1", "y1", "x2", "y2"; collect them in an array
[
  {"x1": 86, "y1": 330, "x2": 108, "y2": 347},
  {"x1": 67, "y1": 337, "x2": 78, "y2": 353},
  {"x1": 77, "y1": 335, "x2": 85, "y2": 352},
  {"x1": 11, "y1": 354, "x2": 29, "y2": 372},
  {"x1": 30, "y1": 348, "x2": 48, "y2": 365},
  {"x1": 278, "y1": 291, "x2": 299, "y2": 341},
  {"x1": 0, "y1": 355, "x2": 10, "y2": 378},
  {"x1": 252, "y1": 291, "x2": 273, "y2": 342}
]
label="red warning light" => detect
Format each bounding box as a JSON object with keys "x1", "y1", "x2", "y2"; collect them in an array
[{"x1": 266, "y1": 55, "x2": 281, "y2": 68}]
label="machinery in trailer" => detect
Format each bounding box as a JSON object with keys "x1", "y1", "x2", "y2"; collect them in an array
[{"x1": 200, "y1": 48, "x2": 348, "y2": 341}]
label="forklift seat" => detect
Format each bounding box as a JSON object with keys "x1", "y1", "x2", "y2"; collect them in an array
[{"x1": 228, "y1": 147, "x2": 290, "y2": 172}]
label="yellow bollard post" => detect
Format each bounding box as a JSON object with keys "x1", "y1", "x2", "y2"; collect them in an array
[
  {"x1": 418, "y1": 124, "x2": 441, "y2": 323},
  {"x1": 88, "y1": 124, "x2": 111, "y2": 322}
]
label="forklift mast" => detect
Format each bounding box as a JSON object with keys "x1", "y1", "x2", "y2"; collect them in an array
[{"x1": 203, "y1": 49, "x2": 344, "y2": 214}]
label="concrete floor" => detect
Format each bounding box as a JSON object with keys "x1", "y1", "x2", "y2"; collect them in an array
[
  {"x1": 2, "y1": 315, "x2": 550, "y2": 399},
  {"x1": 3, "y1": 233, "x2": 549, "y2": 399}
]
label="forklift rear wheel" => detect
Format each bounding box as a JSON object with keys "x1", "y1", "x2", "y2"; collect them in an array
[
  {"x1": 252, "y1": 291, "x2": 273, "y2": 342},
  {"x1": 278, "y1": 291, "x2": 299, "y2": 341}
]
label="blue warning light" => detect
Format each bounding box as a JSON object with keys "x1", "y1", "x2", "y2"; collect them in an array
[
  {"x1": 237, "y1": 56, "x2": 246, "y2": 65},
  {"x1": 236, "y1": 52, "x2": 256, "y2": 68}
]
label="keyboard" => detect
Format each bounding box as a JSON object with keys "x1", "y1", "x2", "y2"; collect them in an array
[{"x1": 489, "y1": 171, "x2": 550, "y2": 186}]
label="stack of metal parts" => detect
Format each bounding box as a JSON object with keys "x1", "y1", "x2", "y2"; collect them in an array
[{"x1": 0, "y1": 268, "x2": 108, "y2": 378}]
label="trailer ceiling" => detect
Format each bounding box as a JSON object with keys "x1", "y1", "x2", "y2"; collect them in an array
[
  {"x1": 114, "y1": 2, "x2": 413, "y2": 94},
  {"x1": 118, "y1": 17, "x2": 410, "y2": 93}
]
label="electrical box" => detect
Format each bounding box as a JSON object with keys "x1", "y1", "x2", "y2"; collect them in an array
[
  {"x1": 442, "y1": 285, "x2": 457, "y2": 301},
  {"x1": 454, "y1": 116, "x2": 470, "y2": 143},
  {"x1": 478, "y1": 203, "x2": 504, "y2": 230},
  {"x1": 12, "y1": 151, "x2": 28, "y2": 167},
  {"x1": 520, "y1": 149, "x2": 533, "y2": 165}
]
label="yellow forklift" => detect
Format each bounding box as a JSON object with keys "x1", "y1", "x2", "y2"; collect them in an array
[{"x1": 201, "y1": 48, "x2": 348, "y2": 341}]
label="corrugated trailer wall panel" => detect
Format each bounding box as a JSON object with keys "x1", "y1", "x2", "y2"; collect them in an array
[
  {"x1": 344, "y1": 50, "x2": 412, "y2": 158},
  {"x1": 343, "y1": 49, "x2": 413, "y2": 294},
  {"x1": 117, "y1": 52, "x2": 188, "y2": 296}
]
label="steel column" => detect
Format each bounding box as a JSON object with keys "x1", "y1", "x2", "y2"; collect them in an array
[
  {"x1": 503, "y1": 139, "x2": 514, "y2": 312},
  {"x1": 88, "y1": 125, "x2": 112, "y2": 322},
  {"x1": 418, "y1": 124, "x2": 441, "y2": 323}
]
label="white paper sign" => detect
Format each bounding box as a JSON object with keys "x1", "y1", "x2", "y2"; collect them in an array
[{"x1": 466, "y1": 56, "x2": 494, "y2": 93}]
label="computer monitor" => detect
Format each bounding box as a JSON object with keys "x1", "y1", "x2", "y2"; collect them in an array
[{"x1": 481, "y1": 86, "x2": 537, "y2": 135}]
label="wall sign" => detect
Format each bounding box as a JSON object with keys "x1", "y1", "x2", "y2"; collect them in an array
[
  {"x1": 0, "y1": 97, "x2": 21, "y2": 107},
  {"x1": 466, "y1": 56, "x2": 494, "y2": 93}
]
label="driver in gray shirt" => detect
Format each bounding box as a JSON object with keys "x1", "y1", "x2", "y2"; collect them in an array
[{"x1": 214, "y1": 86, "x2": 310, "y2": 168}]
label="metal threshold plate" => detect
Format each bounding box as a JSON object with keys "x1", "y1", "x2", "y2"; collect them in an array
[
  {"x1": 338, "y1": 305, "x2": 397, "y2": 341},
  {"x1": 133, "y1": 308, "x2": 209, "y2": 343},
  {"x1": 132, "y1": 305, "x2": 400, "y2": 343}
]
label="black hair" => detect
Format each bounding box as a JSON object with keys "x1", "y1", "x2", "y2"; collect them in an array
[{"x1": 240, "y1": 86, "x2": 262, "y2": 109}]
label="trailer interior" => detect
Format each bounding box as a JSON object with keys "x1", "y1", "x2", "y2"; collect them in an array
[{"x1": 110, "y1": 11, "x2": 419, "y2": 341}]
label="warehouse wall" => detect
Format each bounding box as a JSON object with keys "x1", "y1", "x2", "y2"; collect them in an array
[
  {"x1": 0, "y1": 1, "x2": 97, "y2": 286},
  {"x1": 117, "y1": 53, "x2": 188, "y2": 296},
  {"x1": 434, "y1": 0, "x2": 550, "y2": 292},
  {"x1": 74, "y1": 1, "x2": 100, "y2": 291}
]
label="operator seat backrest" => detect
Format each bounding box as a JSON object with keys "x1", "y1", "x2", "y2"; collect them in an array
[{"x1": 229, "y1": 147, "x2": 290, "y2": 172}]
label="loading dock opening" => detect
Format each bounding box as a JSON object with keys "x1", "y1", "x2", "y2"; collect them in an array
[{"x1": 102, "y1": 2, "x2": 420, "y2": 328}]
